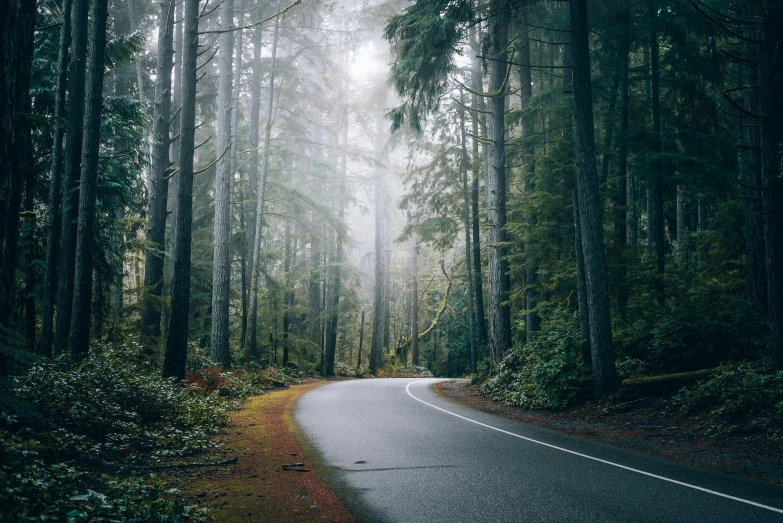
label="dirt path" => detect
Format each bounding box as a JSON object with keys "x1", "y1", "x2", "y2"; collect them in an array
[
  {"x1": 164, "y1": 382, "x2": 355, "y2": 522},
  {"x1": 436, "y1": 380, "x2": 783, "y2": 487}
]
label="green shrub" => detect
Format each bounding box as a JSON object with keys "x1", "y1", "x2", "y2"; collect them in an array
[
  {"x1": 481, "y1": 311, "x2": 591, "y2": 409},
  {"x1": 13, "y1": 343, "x2": 232, "y2": 460},
  {"x1": 671, "y1": 363, "x2": 783, "y2": 422}
]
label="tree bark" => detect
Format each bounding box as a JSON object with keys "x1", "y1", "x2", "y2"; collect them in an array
[
  {"x1": 616, "y1": 0, "x2": 631, "y2": 314},
  {"x1": 573, "y1": 189, "x2": 591, "y2": 365},
  {"x1": 469, "y1": 25, "x2": 488, "y2": 347},
  {"x1": 246, "y1": 10, "x2": 280, "y2": 357},
  {"x1": 486, "y1": 0, "x2": 512, "y2": 369},
  {"x1": 282, "y1": 218, "x2": 292, "y2": 367},
  {"x1": 69, "y1": 0, "x2": 110, "y2": 361},
  {"x1": 758, "y1": 4, "x2": 783, "y2": 373},
  {"x1": 649, "y1": 0, "x2": 665, "y2": 304},
  {"x1": 140, "y1": 0, "x2": 174, "y2": 347},
  {"x1": 210, "y1": 0, "x2": 235, "y2": 367},
  {"x1": 410, "y1": 233, "x2": 419, "y2": 366},
  {"x1": 40, "y1": 0, "x2": 73, "y2": 357},
  {"x1": 370, "y1": 112, "x2": 387, "y2": 375},
  {"x1": 459, "y1": 92, "x2": 476, "y2": 373},
  {"x1": 53, "y1": 0, "x2": 90, "y2": 355},
  {"x1": 570, "y1": 0, "x2": 617, "y2": 397},
  {"x1": 244, "y1": 9, "x2": 262, "y2": 359},
  {"x1": 163, "y1": 0, "x2": 199, "y2": 380},
  {"x1": 519, "y1": 23, "x2": 539, "y2": 343}
]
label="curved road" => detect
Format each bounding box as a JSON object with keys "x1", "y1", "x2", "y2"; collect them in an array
[{"x1": 293, "y1": 378, "x2": 783, "y2": 522}]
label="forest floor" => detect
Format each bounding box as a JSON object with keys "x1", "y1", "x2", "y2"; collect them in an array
[
  {"x1": 163, "y1": 380, "x2": 355, "y2": 523},
  {"x1": 436, "y1": 380, "x2": 783, "y2": 487}
]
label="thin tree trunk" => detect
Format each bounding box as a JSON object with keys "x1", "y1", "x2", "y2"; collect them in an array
[
  {"x1": 410, "y1": 233, "x2": 419, "y2": 366},
  {"x1": 309, "y1": 113, "x2": 322, "y2": 352},
  {"x1": 600, "y1": 49, "x2": 621, "y2": 187},
  {"x1": 370, "y1": 114, "x2": 387, "y2": 375},
  {"x1": 325, "y1": 109, "x2": 348, "y2": 375},
  {"x1": 126, "y1": 0, "x2": 146, "y2": 105},
  {"x1": 486, "y1": 0, "x2": 512, "y2": 369},
  {"x1": 649, "y1": 0, "x2": 665, "y2": 304},
  {"x1": 282, "y1": 218, "x2": 292, "y2": 367},
  {"x1": 519, "y1": 22, "x2": 539, "y2": 342},
  {"x1": 53, "y1": 0, "x2": 90, "y2": 355},
  {"x1": 246, "y1": 8, "x2": 280, "y2": 357},
  {"x1": 140, "y1": 0, "x2": 174, "y2": 347},
  {"x1": 459, "y1": 92, "x2": 476, "y2": 373},
  {"x1": 232, "y1": 0, "x2": 246, "y2": 357},
  {"x1": 469, "y1": 25, "x2": 488, "y2": 347},
  {"x1": 163, "y1": 0, "x2": 198, "y2": 380},
  {"x1": 210, "y1": 0, "x2": 235, "y2": 367},
  {"x1": 69, "y1": 0, "x2": 110, "y2": 361},
  {"x1": 244, "y1": 11, "x2": 263, "y2": 358},
  {"x1": 40, "y1": 0, "x2": 73, "y2": 357},
  {"x1": 616, "y1": 0, "x2": 631, "y2": 314},
  {"x1": 22, "y1": 97, "x2": 35, "y2": 351},
  {"x1": 570, "y1": 0, "x2": 617, "y2": 397},
  {"x1": 676, "y1": 185, "x2": 687, "y2": 270},
  {"x1": 357, "y1": 310, "x2": 365, "y2": 368}
]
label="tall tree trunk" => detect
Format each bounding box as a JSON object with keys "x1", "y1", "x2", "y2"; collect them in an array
[
  {"x1": 486, "y1": 0, "x2": 512, "y2": 369},
  {"x1": 232, "y1": 0, "x2": 246, "y2": 356},
  {"x1": 246, "y1": 10, "x2": 279, "y2": 357},
  {"x1": 53, "y1": 0, "x2": 90, "y2": 355},
  {"x1": 22, "y1": 144, "x2": 34, "y2": 352},
  {"x1": 282, "y1": 217, "x2": 292, "y2": 367},
  {"x1": 163, "y1": 0, "x2": 183, "y2": 338},
  {"x1": 69, "y1": 0, "x2": 110, "y2": 361},
  {"x1": 370, "y1": 114, "x2": 387, "y2": 375},
  {"x1": 570, "y1": 0, "x2": 617, "y2": 397},
  {"x1": 40, "y1": 0, "x2": 73, "y2": 357},
  {"x1": 649, "y1": 0, "x2": 665, "y2": 304},
  {"x1": 519, "y1": 22, "x2": 539, "y2": 342},
  {"x1": 459, "y1": 93, "x2": 476, "y2": 373},
  {"x1": 244, "y1": 12, "x2": 263, "y2": 358},
  {"x1": 573, "y1": 189, "x2": 591, "y2": 365},
  {"x1": 0, "y1": 0, "x2": 35, "y2": 343},
  {"x1": 140, "y1": 0, "x2": 174, "y2": 346},
  {"x1": 210, "y1": 0, "x2": 235, "y2": 367},
  {"x1": 758, "y1": 3, "x2": 783, "y2": 373},
  {"x1": 163, "y1": 0, "x2": 198, "y2": 380},
  {"x1": 469, "y1": 25, "x2": 488, "y2": 346},
  {"x1": 126, "y1": 0, "x2": 146, "y2": 105},
  {"x1": 308, "y1": 113, "x2": 322, "y2": 353},
  {"x1": 325, "y1": 109, "x2": 348, "y2": 375},
  {"x1": 409, "y1": 233, "x2": 419, "y2": 366},
  {"x1": 600, "y1": 49, "x2": 621, "y2": 187},
  {"x1": 676, "y1": 185, "x2": 687, "y2": 270},
  {"x1": 741, "y1": 6, "x2": 766, "y2": 313},
  {"x1": 616, "y1": 0, "x2": 631, "y2": 314}
]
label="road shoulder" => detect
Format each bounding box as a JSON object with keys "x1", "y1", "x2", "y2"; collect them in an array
[
  {"x1": 164, "y1": 381, "x2": 355, "y2": 522},
  {"x1": 435, "y1": 379, "x2": 783, "y2": 487}
]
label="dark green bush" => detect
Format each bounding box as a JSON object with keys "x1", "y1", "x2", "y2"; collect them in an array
[
  {"x1": 671, "y1": 363, "x2": 783, "y2": 420},
  {"x1": 481, "y1": 311, "x2": 591, "y2": 409}
]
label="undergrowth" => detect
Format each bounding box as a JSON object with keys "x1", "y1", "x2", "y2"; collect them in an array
[
  {"x1": 481, "y1": 311, "x2": 591, "y2": 409},
  {"x1": 669, "y1": 363, "x2": 783, "y2": 440},
  {"x1": 0, "y1": 342, "x2": 288, "y2": 521}
]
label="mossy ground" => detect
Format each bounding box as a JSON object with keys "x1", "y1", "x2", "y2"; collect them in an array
[{"x1": 164, "y1": 382, "x2": 355, "y2": 522}]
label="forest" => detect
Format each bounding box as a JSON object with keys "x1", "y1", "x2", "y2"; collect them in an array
[{"x1": 0, "y1": 0, "x2": 782, "y2": 518}]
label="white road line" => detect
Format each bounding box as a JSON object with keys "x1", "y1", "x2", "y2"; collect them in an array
[{"x1": 405, "y1": 380, "x2": 783, "y2": 515}]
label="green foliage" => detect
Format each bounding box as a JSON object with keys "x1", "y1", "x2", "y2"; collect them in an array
[
  {"x1": 481, "y1": 311, "x2": 591, "y2": 409},
  {"x1": 614, "y1": 272, "x2": 766, "y2": 373},
  {"x1": 384, "y1": 0, "x2": 473, "y2": 131},
  {"x1": 670, "y1": 363, "x2": 783, "y2": 438},
  {"x1": 0, "y1": 342, "x2": 287, "y2": 521}
]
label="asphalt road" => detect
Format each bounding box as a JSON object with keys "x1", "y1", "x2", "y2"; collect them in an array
[{"x1": 293, "y1": 378, "x2": 783, "y2": 523}]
